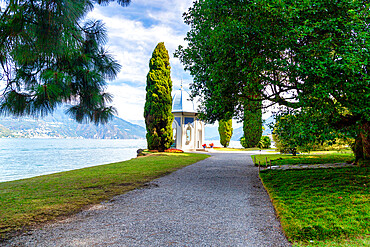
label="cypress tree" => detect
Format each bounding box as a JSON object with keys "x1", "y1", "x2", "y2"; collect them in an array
[
  {"x1": 144, "y1": 42, "x2": 174, "y2": 151},
  {"x1": 218, "y1": 119, "x2": 233, "y2": 147},
  {"x1": 241, "y1": 100, "x2": 262, "y2": 148}
]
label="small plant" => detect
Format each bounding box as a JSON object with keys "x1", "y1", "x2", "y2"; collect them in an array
[
  {"x1": 136, "y1": 149, "x2": 145, "y2": 157},
  {"x1": 164, "y1": 148, "x2": 184, "y2": 153},
  {"x1": 202, "y1": 144, "x2": 207, "y2": 148},
  {"x1": 209, "y1": 143, "x2": 214, "y2": 148}
]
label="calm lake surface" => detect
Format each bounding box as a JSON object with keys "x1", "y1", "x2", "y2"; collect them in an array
[{"x1": 0, "y1": 138, "x2": 146, "y2": 182}]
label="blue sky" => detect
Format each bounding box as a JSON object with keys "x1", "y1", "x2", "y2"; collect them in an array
[{"x1": 89, "y1": 0, "x2": 194, "y2": 121}]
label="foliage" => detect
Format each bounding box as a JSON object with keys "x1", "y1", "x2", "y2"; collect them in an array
[
  {"x1": 242, "y1": 100, "x2": 262, "y2": 148},
  {"x1": 257, "y1": 136, "x2": 271, "y2": 149},
  {"x1": 273, "y1": 110, "x2": 352, "y2": 155},
  {"x1": 272, "y1": 133, "x2": 290, "y2": 154},
  {"x1": 144, "y1": 42, "x2": 174, "y2": 151},
  {"x1": 260, "y1": 167, "x2": 370, "y2": 245},
  {"x1": 274, "y1": 112, "x2": 309, "y2": 154},
  {"x1": 176, "y1": 0, "x2": 370, "y2": 161},
  {"x1": 252, "y1": 152, "x2": 354, "y2": 167},
  {"x1": 0, "y1": 0, "x2": 131, "y2": 124},
  {"x1": 0, "y1": 152, "x2": 209, "y2": 240},
  {"x1": 218, "y1": 119, "x2": 233, "y2": 147},
  {"x1": 239, "y1": 136, "x2": 247, "y2": 149}
]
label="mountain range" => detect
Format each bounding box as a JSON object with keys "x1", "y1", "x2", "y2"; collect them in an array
[
  {"x1": 0, "y1": 107, "x2": 275, "y2": 141},
  {"x1": 0, "y1": 107, "x2": 146, "y2": 139}
]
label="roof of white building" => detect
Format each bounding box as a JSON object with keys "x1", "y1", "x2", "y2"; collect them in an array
[{"x1": 172, "y1": 86, "x2": 197, "y2": 113}]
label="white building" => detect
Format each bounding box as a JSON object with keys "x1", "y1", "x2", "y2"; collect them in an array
[{"x1": 171, "y1": 86, "x2": 205, "y2": 151}]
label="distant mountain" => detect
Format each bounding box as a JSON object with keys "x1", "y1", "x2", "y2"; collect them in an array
[
  {"x1": 130, "y1": 120, "x2": 146, "y2": 128},
  {"x1": 205, "y1": 116, "x2": 275, "y2": 141},
  {"x1": 0, "y1": 107, "x2": 146, "y2": 139},
  {"x1": 231, "y1": 126, "x2": 243, "y2": 141}
]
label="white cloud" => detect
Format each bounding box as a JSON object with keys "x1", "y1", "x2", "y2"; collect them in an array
[
  {"x1": 88, "y1": 0, "x2": 193, "y2": 121},
  {"x1": 108, "y1": 84, "x2": 146, "y2": 120}
]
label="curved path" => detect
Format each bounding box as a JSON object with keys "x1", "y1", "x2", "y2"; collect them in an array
[{"x1": 5, "y1": 153, "x2": 291, "y2": 247}]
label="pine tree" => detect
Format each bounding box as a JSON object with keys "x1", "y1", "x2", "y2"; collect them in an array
[
  {"x1": 0, "y1": 0, "x2": 130, "y2": 124},
  {"x1": 218, "y1": 119, "x2": 233, "y2": 147},
  {"x1": 241, "y1": 101, "x2": 262, "y2": 148},
  {"x1": 144, "y1": 42, "x2": 174, "y2": 151}
]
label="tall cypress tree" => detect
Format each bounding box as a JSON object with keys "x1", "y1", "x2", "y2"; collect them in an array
[
  {"x1": 241, "y1": 100, "x2": 262, "y2": 148},
  {"x1": 218, "y1": 119, "x2": 233, "y2": 147},
  {"x1": 144, "y1": 42, "x2": 173, "y2": 151}
]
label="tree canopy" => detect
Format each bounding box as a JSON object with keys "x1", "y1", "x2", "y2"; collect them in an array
[
  {"x1": 0, "y1": 0, "x2": 130, "y2": 124},
  {"x1": 176, "y1": 0, "x2": 370, "y2": 162},
  {"x1": 144, "y1": 42, "x2": 174, "y2": 151}
]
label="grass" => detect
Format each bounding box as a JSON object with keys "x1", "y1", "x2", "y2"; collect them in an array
[
  {"x1": 0, "y1": 152, "x2": 209, "y2": 241},
  {"x1": 252, "y1": 152, "x2": 354, "y2": 167},
  {"x1": 259, "y1": 165, "x2": 370, "y2": 246}
]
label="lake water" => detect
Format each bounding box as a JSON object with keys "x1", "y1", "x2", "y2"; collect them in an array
[
  {"x1": 0, "y1": 138, "x2": 244, "y2": 183},
  {"x1": 0, "y1": 138, "x2": 147, "y2": 182},
  {"x1": 206, "y1": 140, "x2": 244, "y2": 149}
]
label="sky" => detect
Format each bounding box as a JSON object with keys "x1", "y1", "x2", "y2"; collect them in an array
[{"x1": 89, "y1": 0, "x2": 194, "y2": 122}]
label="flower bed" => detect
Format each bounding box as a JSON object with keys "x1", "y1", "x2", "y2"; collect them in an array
[{"x1": 164, "y1": 148, "x2": 184, "y2": 153}]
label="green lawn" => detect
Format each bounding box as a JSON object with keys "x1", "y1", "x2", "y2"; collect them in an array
[
  {"x1": 0, "y1": 153, "x2": 209, "y2": 241},
  {"x1": 260, "y1": 166, "x2": 370, "y2": 246},
  {"x1": 252, "y1": 152, "x2": 354, "y2": 167}
]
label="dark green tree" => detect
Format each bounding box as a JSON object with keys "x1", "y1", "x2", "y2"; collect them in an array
[
  {"x1": 242, "y1": 100, "x2": 262, "y2": 148},
  {"x1": 144, "y1": 42, "x2": 173, "y2": 151},
  {"x1": 218, "y1": 118, "x2": 233, "y2": 147},
  {"x1": 0, "y1": 0, "x2": 130, "y2": 124},
  {"x1": 176, "y1": 0, "x2": 370, "y2": 163}
]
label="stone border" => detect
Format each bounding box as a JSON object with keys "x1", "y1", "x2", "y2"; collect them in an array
[{"x1": 264, "y1": 163, "x2": 356, "y2": 170}]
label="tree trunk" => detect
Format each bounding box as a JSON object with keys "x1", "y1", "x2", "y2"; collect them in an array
[
  {"x1": 290, "y1": 148, "x2": 297, "y2": 156},
  {"x1": 352, "y1": 122, "x2": 370, "y2": 164},
  {"x1": 352, "y1": 135, "x2": 364, "y2": 163},
  {"x1": 360, "y1": 122, "x2": 370, "y2": 160}
]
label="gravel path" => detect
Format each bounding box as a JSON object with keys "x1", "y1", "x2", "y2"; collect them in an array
[{"x1": 4, "y1": 153, "x2": 291, "y2": 247}]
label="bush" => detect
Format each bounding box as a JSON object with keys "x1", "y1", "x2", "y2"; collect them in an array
[
  {"x1": 272, "y1": 133, "x2": 297, "y2": 155},
  {"x1": 257, "y1": 136, "x2": 271, "y2": 149},
  {"x1": 240, "y1": 136, "x2": 248, "y2": 148}
]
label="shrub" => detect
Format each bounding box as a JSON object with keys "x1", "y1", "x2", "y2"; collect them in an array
[{"x1": 257, "y1": 136, "x2": 271, "y2": 149}]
